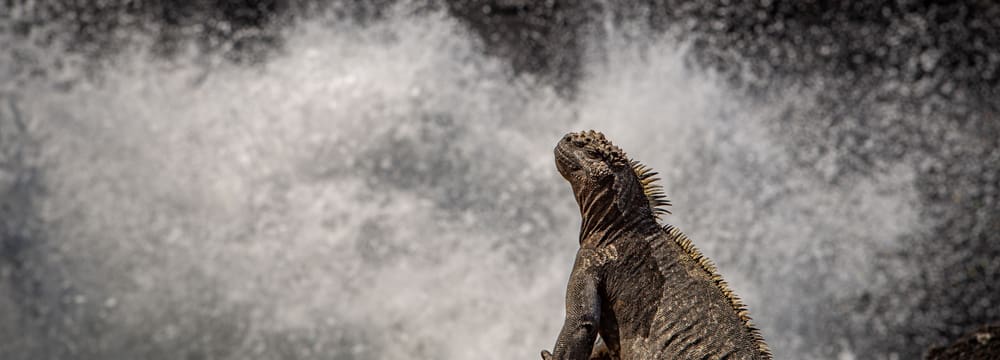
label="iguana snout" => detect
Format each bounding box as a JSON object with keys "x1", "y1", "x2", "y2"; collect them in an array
[{"x1": 554, "y1": 130, "x2": 626, "y2": 185}]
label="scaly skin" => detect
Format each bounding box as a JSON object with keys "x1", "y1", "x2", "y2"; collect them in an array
[{"x1": 541, "y1": 131, "x2": 770, "y2": 360}]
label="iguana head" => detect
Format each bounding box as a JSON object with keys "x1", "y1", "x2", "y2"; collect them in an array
[{"x1": 555, "y1": 130, "x2": 671, "y2": 244}]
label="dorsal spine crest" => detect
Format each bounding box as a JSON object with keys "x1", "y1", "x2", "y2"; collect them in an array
[
  {"x1": 629, "y1": 160, "x2": 672, "y2": 218},
  {"x1": 663, "y1": 224, "x2": 773, "y2": 359}
]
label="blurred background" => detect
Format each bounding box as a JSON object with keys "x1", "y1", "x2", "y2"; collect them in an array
[{"x1": 1, "y1": 1, "x2": 997, "y2": 359}]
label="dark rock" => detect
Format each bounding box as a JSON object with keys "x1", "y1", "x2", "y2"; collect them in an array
[{"x1": 926, "y1": 323, "x2": 1000, "y2": 360}]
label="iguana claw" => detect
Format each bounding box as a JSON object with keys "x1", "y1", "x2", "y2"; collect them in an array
[{"x1": 540, "y1": 349, "x2": 554, "y2": 360}]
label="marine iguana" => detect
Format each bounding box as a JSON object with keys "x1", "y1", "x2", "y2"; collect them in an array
[{"x1": 541, "y1": 130, "x2": 771, "y2": 360}]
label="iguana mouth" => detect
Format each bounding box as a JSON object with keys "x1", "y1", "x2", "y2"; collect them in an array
[{"x1": 554, "y1": 147, "x2": 581, "y2": 172}]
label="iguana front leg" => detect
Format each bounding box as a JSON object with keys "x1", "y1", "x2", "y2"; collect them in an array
[
  {"x1": 541, "y1": 250, "x2": 602, "y2": 360},
  {"x1": 542, "y1": 337, "x2": 615, "y2": 360}
]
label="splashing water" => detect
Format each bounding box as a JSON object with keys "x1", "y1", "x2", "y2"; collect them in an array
[{"x1": 1, "y1": 7, "x2": 927, "y2": 360}]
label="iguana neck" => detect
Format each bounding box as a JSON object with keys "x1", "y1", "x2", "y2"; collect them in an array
[{"x1": 572, "y1": 177, "x2": 659, "y2": 248}]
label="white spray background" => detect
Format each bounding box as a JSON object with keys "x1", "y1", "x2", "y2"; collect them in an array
[{"x1": 0, "y1": 7, "x2": 924, "y2": 360}]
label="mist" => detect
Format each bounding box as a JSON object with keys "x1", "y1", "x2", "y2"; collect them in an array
[{"x1": 2, "y1": 2, "x2": 997, "y2": 359}]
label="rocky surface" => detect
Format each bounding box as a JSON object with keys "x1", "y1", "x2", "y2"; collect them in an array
[{"x1": 926, "y1": 323, "x2": 1000, "y2": 360}]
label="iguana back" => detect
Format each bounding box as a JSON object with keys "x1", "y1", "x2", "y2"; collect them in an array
[{"x1": 541, "y1": 131, "x2": 770, "y2": 360}]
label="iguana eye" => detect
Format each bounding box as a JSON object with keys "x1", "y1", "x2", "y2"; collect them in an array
[{"x1": 586, "y1": 149, "x2": 601, "y2": 158}]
